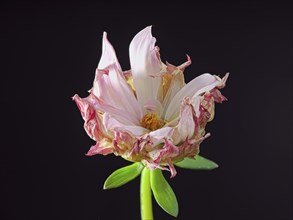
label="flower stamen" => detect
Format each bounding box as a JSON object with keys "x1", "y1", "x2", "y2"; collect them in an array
[{"x1": 140, "y1": 113, "x2": 165, "y2": 131}]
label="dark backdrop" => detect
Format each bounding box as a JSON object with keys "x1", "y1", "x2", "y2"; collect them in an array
[{"x1": 1, "y1": 1, "x2": 292, "y2": 220}]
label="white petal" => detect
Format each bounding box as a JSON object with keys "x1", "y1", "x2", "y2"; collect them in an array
[
  {"x1": 103, "y1": 113, "x2": 148, "y2": 136},
  {"x1": 164, "y1": 73, "x2": 219, "y2": 120},
  {"x1": 129, "y1": 26, "x2": 161, "y2": 111},
  {"x1": 93, "y1": 33, "x2": 143, "y2": 123},
  {"x1": 98, "y1": 32, "x2": 122, "y2": 71},
  {"x1": 172, "y1": 97, "x2": 197, "y2": 145},
  {"x1": 161, "y1": 71, "x2": 185, "y2": 118}
]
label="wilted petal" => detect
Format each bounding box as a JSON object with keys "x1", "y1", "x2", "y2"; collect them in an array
[
  {"x1": 177, "y1": 55, "x2": 192, "y2": 71},
  {"x1": 72, "y1": 94, "x2": 110, "y2": 140},
  {"x1": 165, "y1": 73, "x2": 222, "y2": 120},
  {"x1": 129, "y1": 26, "x2": 161, "y2": 111},
  {"x1": 86, "y1": 139, "x2": 113, "y2": 156},
  {"x1": 210, "y1": 88, "x2": 227, "y2": 103},
  {"x1": 153, "y1": 139, "x2": 179, "y2": 163},
  {"x1": 167, "y1": 159, "x2": 177, "y2": 178}
]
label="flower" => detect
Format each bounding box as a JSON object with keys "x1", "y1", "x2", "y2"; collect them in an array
[{"x1": 73, "y1": 26, "x2": 228, "y2": 178}]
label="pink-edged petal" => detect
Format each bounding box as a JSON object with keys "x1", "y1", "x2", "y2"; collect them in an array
[
  {"x1": 178, "y1": 133, "x2": 211, "y2": 158},
  {"x1": 129, "y1": 26, "x2": 162, "y2": 111},
  {"x1": 177, "y1": 54, "x2": 192, "y2": 71},
  {"x1": 165, "y1": 73, "x2": 221, "y2": 120},
  {"x1": 85, "y1": 139, "x2": 113, "y2": 156},
  {"x1": 72, "y1": 94, "x2": 110, "y2": 140},
  {"x1": 103, "y1": 112, "x2": 148, "y2": 136},
  {"x1": 167, "y1": 159, "x2": 177, "y2": 178},
  {"x1": 210, "y1": 88, "x2": 228, "y2": 103}
]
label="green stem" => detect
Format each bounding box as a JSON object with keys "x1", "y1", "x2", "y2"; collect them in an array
[{"x1": 140, "y1": 167, "x2": 153, "y2": 220}]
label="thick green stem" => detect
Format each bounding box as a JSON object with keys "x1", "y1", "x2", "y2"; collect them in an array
[{"x1": 140, "y1": 167, "x2": 153, "y2": 220}]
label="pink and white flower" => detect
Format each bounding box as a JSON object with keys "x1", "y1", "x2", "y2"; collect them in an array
[{"x1": 73, "y1": 26, "x2": 228, "y2": 178}]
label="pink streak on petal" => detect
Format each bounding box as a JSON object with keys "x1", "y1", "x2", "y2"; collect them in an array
[
  {"x1": 210, "y1": 89, "x2": 227, "y2": 103},
  {"x1": 153, "y1": 138, "x2": 179, "y2": 163},
  {"x1": 72, "y1": 94, "x2": 109, "y2": 141},
  {"x1": 177, "y1": 54, "x2": 192, "y2": 71},
  {"x1": 167, "y1": 159, "x2": 177, "y2": 178}
]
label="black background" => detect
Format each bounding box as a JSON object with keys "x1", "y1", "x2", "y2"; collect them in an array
[{"x1": 1, "y1": 1, "x2": 292, "y2": 220}]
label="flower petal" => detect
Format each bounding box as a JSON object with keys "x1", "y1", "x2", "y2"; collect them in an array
[
  {"x1": 98, "y1": 32, "x2": 122, "y2": 71},
  {"x1": 103, "y1": 112, "x2": 148, "y2": 136},
  {"x1": 93, "y1": 33, "x2": 143, "y2": 124},
  {"x1": 86, "y1": 139, "x2": 113, "y2": 156},
  {"x1": 129, "y1": 26, "x2": 161, "y2": 111},
  {"x1": 172, "y1": 97, "x2": 198, "y2": 145},
  {"x1": 147, "y1": 127, "x2": 174, "y2": 146},
  {"x1": 72, "y1": 94, "x2": 110, "y2": 140},
  {"x1": 165, "y1": 73, "x2": 222, "y2": 120},
  {"x1": 161, "y1": 69, "x2": 185, "y2": 118}
]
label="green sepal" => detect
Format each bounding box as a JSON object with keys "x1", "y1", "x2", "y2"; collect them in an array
[
  {"x1": 103, "y1": 162, "x2": 144, "y2": 189},
  {"x1": 175, "y1": 155, "x2": 218, "y2": 170},
  {"x1": 150, "y1": 169, "x2": 179, "y2": 217}
]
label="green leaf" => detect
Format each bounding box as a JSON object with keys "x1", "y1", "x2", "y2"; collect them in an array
[
  {"x1": 103, "y1": 162, "x2": 144, "y2": 189},
  {"x1": 175, "y1": 155, "x2": 218, "y2": 170},
  {"x1": 150, "y1": 169, "x2": 179, "y2": 217}
]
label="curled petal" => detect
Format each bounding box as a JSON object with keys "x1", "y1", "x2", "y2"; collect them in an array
[
  {"x1": 86, "y1": 139, "x2": 113, "y2": 156},
  {"x1": 167, "y1": 159, "x2": 177, "y2": 178},
  {"x1": 72, "y1": 94, "x2": 109, "y2": 140},
  {"x1": 165, "y1": 73, "x2": 224, "y2": 120},
  {"x1": 215, "y1": 72, "x2": 229, "y2": 89},
  {"x1": 177, "y1": 54, "x2": 192, "y2": 71}
]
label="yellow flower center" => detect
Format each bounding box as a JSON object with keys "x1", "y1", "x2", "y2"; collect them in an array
[{"x1": 140, "y1": 113, "x2": 165, "y2": 131}]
